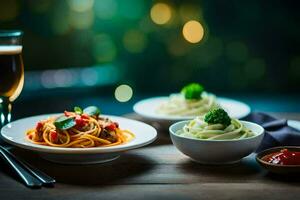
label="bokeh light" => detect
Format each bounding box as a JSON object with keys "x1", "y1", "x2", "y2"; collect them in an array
[
  {"x1": 92, "y1": 34, "x2": 117, "y2": 63},
  {"x1": 150, "y1": 3, "x2": 172, "y2": 25},
  {"x1": 52, "y1": 5, "x2": 70, "y2": 35},
  {"x1": 34, "y1": 66, "x2": 120, "y2": 90},
  {"x1": 68, "y1": 10, "x2": 94, "y2": 29},
  {"x1": 2, "y1": 0, "x2": 298, "y2": 95},
  {"x1": 41, "y1": 69, "x2": 75, "y2": 88},
  {"x1": 41, "y1": 70, "x2": 56, "y2": 89},
  {"x1": 182, "y1": 20, "x2": 204, "y2": 43},
  {"x1": 81, "y1": 68, "x2": 99, "y2": 86},
  {"x1": 0, "y1": 0, "x2": 19, "y2": 21},
  {"x1": 52, "y1": 18, "x2": 70, "y2": 35},
  {"x1": 123, "y1": 30, "x2": 147, "y2": 53},
  {"x1": 67, "y1": 0, "x2": 94, "y2": 12},
  {"x1": 94, "y1": 0, "x2": 117, "y2": 19},
  {"x1": 226, "y1": 41, "x2": 249, "y2": 62},
  {"x1": 1, "y1": 114, "x2": 4, "y2": 125},
  {"x1": 53, "y1": 69, "x2": 74, "y2": 87},
  {"x1": 114, "y1": 84, "x2": 133, "y2": 102}
]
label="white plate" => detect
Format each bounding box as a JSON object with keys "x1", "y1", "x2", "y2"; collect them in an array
[
  {"x1": 1, "y1": 114, "x2": 157, "y2": 164},
  {"x1": 133, "y1": 97, "x2": 250, "y2": 122}
]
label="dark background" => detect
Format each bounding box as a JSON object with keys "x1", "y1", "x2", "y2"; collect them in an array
[{"x1": 0, "y1": 0, "x2": 300, "y2": 115}]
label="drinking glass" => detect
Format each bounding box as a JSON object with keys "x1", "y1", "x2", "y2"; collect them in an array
[{"x1": 0, "y1": 30, "x2": 24, "y2": 129}]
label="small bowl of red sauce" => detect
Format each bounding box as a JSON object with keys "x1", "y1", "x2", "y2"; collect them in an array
[{"x1": 256, "y1": 146, "x2": 300, "y2": 174}]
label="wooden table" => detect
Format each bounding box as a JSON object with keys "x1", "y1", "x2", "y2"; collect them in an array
[{"x1": 0, "y1": 113, "x2": 300, "y2": 200}]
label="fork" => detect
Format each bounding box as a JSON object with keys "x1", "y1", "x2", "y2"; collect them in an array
[{"x1": 0, "y1": 144, "x2": 55, "y2": 188}]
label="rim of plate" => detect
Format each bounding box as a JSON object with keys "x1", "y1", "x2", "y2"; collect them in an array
[
  {"x1": 1, "y1": 113, "x2": 157, "y2": 154},
  {"x1": 169, "y1": 120, "x2": 264, "y2": 142},
  {"x1": 133, "y1": 96, "x2": 251, "y2": 121}
]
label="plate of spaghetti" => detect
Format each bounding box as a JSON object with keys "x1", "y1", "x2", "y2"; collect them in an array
[
  {"x1": 133, "y1": 83, "x2": 250, "y2": 127},
  {"x1": 1, "y1": 106, "x2": 157, "y2": 164}
]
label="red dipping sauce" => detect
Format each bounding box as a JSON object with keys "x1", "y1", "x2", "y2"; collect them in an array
[{"x1": 262, "y1": 149, "x2": 300, "y2": 165}]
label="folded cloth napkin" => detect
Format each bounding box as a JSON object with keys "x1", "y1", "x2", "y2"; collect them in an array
[{"x1": 243, "y1": 112, "x2": 300, "y2": 152}]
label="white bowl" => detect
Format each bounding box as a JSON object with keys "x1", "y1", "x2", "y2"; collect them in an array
[
  {"x1": 169, "y1": 120, "x2": 264, "y2": 164},
  {"x1": 133, "y1": 97, "x2": 251, "y2": 128},
  {"x1": 1, "y1": 114, "x2": 157, "y2": 164}
]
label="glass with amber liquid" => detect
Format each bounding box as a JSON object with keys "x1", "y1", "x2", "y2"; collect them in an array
[{"x1": 0, "y1": 31, "x2": 24, "y2": 129}]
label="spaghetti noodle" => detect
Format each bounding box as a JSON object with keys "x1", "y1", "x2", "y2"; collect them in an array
[
  {"x1": 26, "y1": 106, "x2": 134, "y2": 148},
  {"x1": 156, "y1": 92, "x2": 217, "y2": 116},
  {"x1": 177, "y1": 116, "x2": 254, "y2": 140}
]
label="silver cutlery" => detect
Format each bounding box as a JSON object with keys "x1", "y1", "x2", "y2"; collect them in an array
[{"x1": 0, "y1": 145, "x2": 55, "y2": 188}]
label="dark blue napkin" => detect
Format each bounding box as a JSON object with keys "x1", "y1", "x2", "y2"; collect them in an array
[{"x1": 243, "y1": 112, "x2": 300, "y2": 152}]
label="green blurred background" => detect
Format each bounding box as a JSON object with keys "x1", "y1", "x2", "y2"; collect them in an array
[{"x1": 1, "y1": 0, "x2": 300, "y2": 115}]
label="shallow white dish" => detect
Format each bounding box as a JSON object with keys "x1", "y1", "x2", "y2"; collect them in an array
[
  {"x1": 169, "y1": 120, "x2": 264, "y2": 164},
  {"x1": 134, "y1": 97, "x2": 250, "y2": 126},
  {"x1": 1, "y1": 114, "x2": 157, "y2": 164}
]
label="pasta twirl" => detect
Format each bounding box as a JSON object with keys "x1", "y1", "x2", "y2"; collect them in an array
[
  {"x1": 177, "y1": 115, "x2": 254, "y2": 140},
  {"x1": 156, "y1": 92, "x2": 217, "y2": 116},
  {"x1": 26, "y1": 107, "x2": 134, "y2": 148}
]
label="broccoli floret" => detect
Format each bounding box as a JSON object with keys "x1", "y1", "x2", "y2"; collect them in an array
[
  {"x1": 204, "y1": 108, "x2": 231, "y2": 126},
  {"x1": 181, "y1": 83, "x2": 204, "y2": 100}
]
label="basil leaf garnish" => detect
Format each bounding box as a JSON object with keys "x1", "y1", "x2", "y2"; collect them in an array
[
  {"x1": 83, "y1": 106, "x2": 100, "y2": 116},
  {"x1": 54, "y1": 115, "x2": 76, "y2": 130},
  {"x1": 74, "y1": 106, "x2": 83, "y2": 115}
]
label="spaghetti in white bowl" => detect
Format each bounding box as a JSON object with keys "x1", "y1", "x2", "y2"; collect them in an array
[{"x1": 169, "y1": 108, "x2": 264, "y2": 164}]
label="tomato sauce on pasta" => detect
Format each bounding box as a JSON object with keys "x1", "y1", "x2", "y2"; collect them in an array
[{"x1": 26, "y1": 107, "x2": 134, "y2": 148}]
